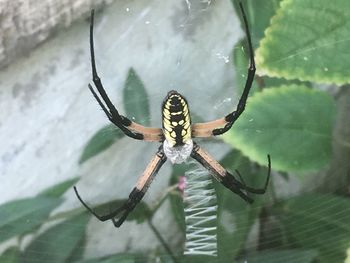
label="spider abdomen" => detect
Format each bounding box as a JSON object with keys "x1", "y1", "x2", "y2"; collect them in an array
[{"x1": 162, "y1": 90, "x2": 192, "y2": 147}]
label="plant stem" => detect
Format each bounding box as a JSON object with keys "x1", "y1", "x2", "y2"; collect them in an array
[
  {"x1": 147, "y1": 219, "x2": 179, "y2": 263},
  {"x1": 151, "y1": 185, "x2": 178, "y2": 213}
]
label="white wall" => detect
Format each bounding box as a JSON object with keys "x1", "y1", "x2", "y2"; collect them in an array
[{"x1": 0, "y1": 0, "x2": 242, "y2": 257}]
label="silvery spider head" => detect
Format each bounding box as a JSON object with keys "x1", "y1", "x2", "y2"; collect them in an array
[{"x1": 163, "y1": 139, "x2": 193, "y2": 164}]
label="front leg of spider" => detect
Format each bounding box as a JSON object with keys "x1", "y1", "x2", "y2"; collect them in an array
[
  {"x1": 191, "y1": 2, "x2": 256, "y2": 138},
  {"x1": 74, "y1": 146, "x2": 167, "y2": 227},
  {"x1": 213, "y1": 3, "x2": 256, "y2": 136},
  {"x1": 88, "y1": 10, "x2": 163, "y2": 142}
]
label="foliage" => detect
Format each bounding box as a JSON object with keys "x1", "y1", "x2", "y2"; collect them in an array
[
  {"x1": 273, "y1": 194, "x2": 350, "y2": 263},
  {"x1": 245, "y1": 249, "x2": 318, "y2": 263},
  {"x1": 255, "y1": 0, "x2": 350, "y2": 85},
  {"x1": 224, "y1": 85, "x2": 336, "y2": 173},
  {"x1": 123, "y1": 68, "x2": 150, "y2": 126},
  {"x1": 1, "y1": 0, "x2": 350, "y2": 262},
  {"x1": 0, "y1": 197, "x2": 62, "y2": 243},
  {"x1": 79, "y1": 125, "x2": 124, "y2": 164},
  {"x1": 21, "y1": 213, "x2": 90, "y2": 263}
]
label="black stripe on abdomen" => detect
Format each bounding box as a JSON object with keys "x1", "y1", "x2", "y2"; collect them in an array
[{"x1": 162, "y1": 91, "x2": 192, "y2": 147}]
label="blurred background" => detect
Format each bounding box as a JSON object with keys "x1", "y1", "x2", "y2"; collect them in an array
[{"x1": 0, "y1": 0, "x2": 349, "y2": 262}]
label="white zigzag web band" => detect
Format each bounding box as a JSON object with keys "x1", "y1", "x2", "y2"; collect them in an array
[{"x1": 184, "y1": 164, "x2": 218, "y2": 256}]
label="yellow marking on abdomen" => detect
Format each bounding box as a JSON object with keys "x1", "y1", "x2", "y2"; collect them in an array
[
  {"x1": 162, "y1": 91, "x2": 192, "y2": 146},
  {"x1": 163, "y1": 109, "x2": 171, "y2": 120},
  {"x1": 171, "y1": 111, "x2": 183, "y2": 115}
]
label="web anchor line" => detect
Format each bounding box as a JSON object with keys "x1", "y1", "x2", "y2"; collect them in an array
[{"x1": 184, "y1": 165, "x2": 218, "y2": 256}]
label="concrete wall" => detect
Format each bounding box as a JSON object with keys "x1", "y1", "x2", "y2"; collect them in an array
[
  {"x1": 0, "y1": 0, "x2": 114, "y2": 69},
  {"x1": 0, "y1": 0, "x2": 241, "y2": 257}
]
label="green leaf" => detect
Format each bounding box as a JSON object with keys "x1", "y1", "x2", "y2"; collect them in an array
[
  {"x1": 346, "y1": 248, "x2": 350, "y2": 263},
  {"x1": 168, "y1": 163, "x2": 195, "y2": 233},
  {"x1": 274, "y1": 194, "x2": 350, "y2": 263},
  {"x1": 233, "y1": 37, "x2": 311, "y2": 95},
  {"x1": 0, "y1": 247, "x2": 20, "y2": 263},
  {"x1": 232, "y1": 2, "x2": 312, "y2": 92},
  {"x1": 232, "y1": 0, "x2": 283, "y2": 50},
  {"x1": 168, "y1": 190, "x2": 185, "y2": 233},
  {"x1": 223, "y1": 85, "x2": 336, "y2": 173},
  {"x1": 39, "y1": 177, "x2": 79, "y2": 198},
  {"x1": 123, "y1": 68, "x2": 150, "y2": 126},
  {"x1": 66, "y1": 228, "x2": 87, "y2": 262},
  {"x1": 93, "y1": 199, "x2": 152, "y2": 224},
  {"x1": 76, "y1": 253, "x2": 142, "y2": 263},
  {"x1": 183, "y1": 255, "x2": 217, "y2": 263},
  {"x1": 246, "y1": 249, "x2": 318, "y2": 263},
  {"x1": 215, "y1": 150, "x2": 266, "y2": 260},
  {"x1": 256, "y1": 0, "x2": 350, "y2": 85},
  {"x1": 79, "y1": 124, "x2": 124, "y2": 164},
  {"x1": 0, "y1": 197, "x2": 62, "y2": 243},
  {"x1": 127, "y1": 202, "x2": 152, "y2": 223},
  {"x1": 22, "y1": 213, "x2": 90, "y2": 263}
]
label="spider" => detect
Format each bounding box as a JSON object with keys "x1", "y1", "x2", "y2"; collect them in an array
[{"x1": 74, "y1": 3, "x2": 271, "y2": 228}]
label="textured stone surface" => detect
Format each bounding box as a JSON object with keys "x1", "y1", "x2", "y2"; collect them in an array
[{"x1": 0, "y1": 0, "x2": 113, "y2": 69}]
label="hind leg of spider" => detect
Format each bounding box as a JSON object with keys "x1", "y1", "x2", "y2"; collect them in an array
[
  {"x1": 191, "y1": 143, "x2": 271, "y2": 203},
  {"x1": 74, "y1": 146, "x2": 167, "y2": 227},
  {"x1": 233, "y1": 155, "x2": 271, "y2": 194}
]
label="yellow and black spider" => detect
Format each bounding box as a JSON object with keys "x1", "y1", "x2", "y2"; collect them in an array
[{"x1": 74, "y1": 3, "x2": 271, "y2": 228}]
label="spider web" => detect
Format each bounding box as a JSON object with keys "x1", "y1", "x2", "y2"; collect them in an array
[
  {"x1": 184, "y1": 163, "x2": 218, "y2": 256},
  {"x1": 1, "y1": 0, "x2": 349, "y2": 262}
]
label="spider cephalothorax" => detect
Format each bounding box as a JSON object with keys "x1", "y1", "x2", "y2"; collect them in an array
[{"x1": 74, "y1": 3, "x2": 271, "y2": 228}]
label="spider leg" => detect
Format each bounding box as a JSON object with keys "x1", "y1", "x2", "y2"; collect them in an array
[
  {"x1": 190, "y1": 143, "x2": 270, "y2": 203},
  {"x1": 191, "y1": 2, "x2": 255, "y2": 138},
  {"x1": 233, "y1": 155, "x2": 271, "y2": 194},
  {"x1": 74, "y1": 145, "x2": 167, "y2": 227},
  {"x1": 88, "y1": 10, "x2": 163, "y2": 142},
  {"x1": 233, "y1": 168, "x2": 250, "y2": 197},
  {"x1": 74, "y1": 186, "x2": 122, "y2": 221}
]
